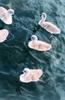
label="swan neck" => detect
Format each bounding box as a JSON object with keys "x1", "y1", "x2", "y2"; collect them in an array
[{"x1": 41, "y1": 13, "x2": 47, "y2": 21}]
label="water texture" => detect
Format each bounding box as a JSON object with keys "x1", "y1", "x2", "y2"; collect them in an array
[{"x1": 0, "y1": 0, "x2": 65, "y2": 100}]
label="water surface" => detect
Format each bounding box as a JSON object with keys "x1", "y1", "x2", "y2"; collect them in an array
[{"x1": 0, "y1": 0, "x2": 65, "y2": 100}]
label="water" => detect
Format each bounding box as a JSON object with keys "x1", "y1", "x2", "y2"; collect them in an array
[{"x1": 0, "y1": 0, "x2": 65, "y2": 100}]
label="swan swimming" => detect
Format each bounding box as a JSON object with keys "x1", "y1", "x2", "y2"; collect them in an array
[
  {"x1": 38, "y1": 13, "x2": 61, "y2": 34},
  {"x1": 0, "y1": 7, "x2": 14, "y2": 24},
  {"x1": 0, "y1": 29, "x2": 9, "y2": 43},
  {"x1": 20, "y1": 68, "x2": 43, "y2": 83},
  {"x1": 28, "y1": 35, "x2": 52, "y2": 51}
]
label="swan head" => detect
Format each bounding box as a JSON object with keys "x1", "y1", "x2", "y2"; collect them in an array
[
  {"x1": 8, "y1": 9, "x2": 14, "y2": 15},
  {"x1": 31, "y1": 35, "x2": 38, "y2": 41},
  {"x1": 41, "y1": 12, "x2": 47, "y2": 21},
  {"x1": 23, "y1": 68, "x2": 30, "y2": 74}
]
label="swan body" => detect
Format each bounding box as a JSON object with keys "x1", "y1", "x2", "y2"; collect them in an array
[
  {"x1": 0, "y1": 7, "x2": 14, "y2": 24},
  {"x1": 0, "y1": 29, "x2": 9, "y2": 43},
  {"x1": 20, "y1": 68, "x2": 43, "y2": 83},
  {"x1": 38, "y1": 13, "x2": 61, "y2": 34},
  {"x1": 28, "y1": 35, "x2": 52, "y2": 51}
]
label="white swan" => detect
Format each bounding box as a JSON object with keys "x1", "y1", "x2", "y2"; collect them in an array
[
  {"x1": 0, "y1": 29, "x2": 9, "y2": 43},
  {"x1": 38, "y1": 12, "x2": 61, "y2": 34},
  {"x1": 20, "y1": 68, "x2": 43, "y2": 83},
  {"x1": 0, "y1": 7, "x2": 14, "y2": 24},
  {"x1": 28, "y1": 35, "x2": 52, "y2": 51}
]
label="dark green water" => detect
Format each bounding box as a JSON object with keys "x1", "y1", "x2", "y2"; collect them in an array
[{"x1": 0, "y1": 0, "x2": 65, "y2": 100}]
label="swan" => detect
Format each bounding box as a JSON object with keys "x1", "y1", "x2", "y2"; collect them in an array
[
  {"x1": 20, "y1": 68, "x2": 43, "y2": 83},
  {"x1": 28, "y1": 35, "x2": 52, "y2": 51},
  {"x1": 0, "y1": 29, "x2": 9, "y2": 43},
  {"x1": 0, "y1": 7, "x2": 14, "y2": 24},
  {"x1": 38, "y1": 13, "x2": 61, "y2": 34}
]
